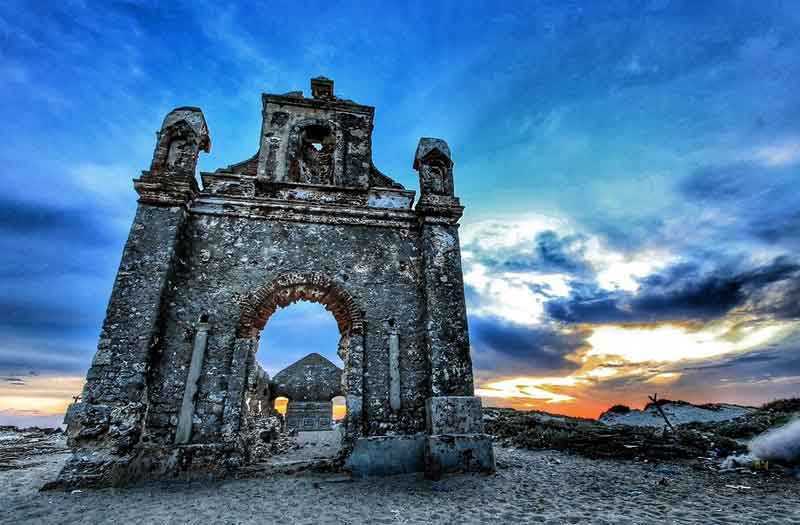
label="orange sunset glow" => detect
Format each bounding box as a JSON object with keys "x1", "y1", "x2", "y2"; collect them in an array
[{"x1": 476, "y1": 318, "x2": 800, "y2": 419}]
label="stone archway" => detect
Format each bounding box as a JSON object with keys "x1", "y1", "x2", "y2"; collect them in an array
[
  {"x1": 58, "y1": 79, "x2": 493, "y2": 488},
  {"x1": 234, "y1": 272, "x2": 365, "y2": 444}
]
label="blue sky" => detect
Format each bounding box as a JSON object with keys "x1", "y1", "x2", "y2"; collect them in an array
[{"x1": 1, "y1": 0, "x2": 800, "y2": 424}]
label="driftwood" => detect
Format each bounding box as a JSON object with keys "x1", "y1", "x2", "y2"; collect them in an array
[{"x1": 648, "y1": 393, "x2": 676, "y2": 432}]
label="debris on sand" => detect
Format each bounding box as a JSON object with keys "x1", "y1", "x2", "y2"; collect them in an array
[
  {"x1": 485, "y1": 397, "x2": 800, "y2": 476},
  {"x1": 0, "y1": 426, "x2": 66, "y2": 471},
  {"x1": 483, "y1": 408, "x2": 745, "y2": 462}
]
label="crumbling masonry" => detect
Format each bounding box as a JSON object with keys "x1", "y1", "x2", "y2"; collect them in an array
[{"x1": 57, "y1": 77, "x2": 494, "y2": 487}]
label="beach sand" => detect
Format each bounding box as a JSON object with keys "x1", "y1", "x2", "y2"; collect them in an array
[{"x1": 2, "y1": 432, "x2": 799, "y2": 525}]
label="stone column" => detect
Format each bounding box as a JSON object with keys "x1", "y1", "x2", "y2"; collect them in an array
[
  {"x1": 175, "y1": 320, "x2": 210, "y2": 444},
  {"x1": 413, "y1": 138, "x2": 494, "y2": 478}
]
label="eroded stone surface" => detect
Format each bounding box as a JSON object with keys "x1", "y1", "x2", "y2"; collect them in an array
[
  {"x1": 426, "y1": 397, "x2": 485, "y2": 435},
  {"x1": 425, "y1": 434, "x2": 496, "y2": 479}
]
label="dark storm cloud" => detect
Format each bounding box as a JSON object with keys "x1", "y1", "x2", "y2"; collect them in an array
[
  {"x1": 545, "y1": 257, "x2": 800, "y2": 324},
  {"x1": 580, "y1": 215, "x2": 666, "y2": 254},
  {"x1": 0, "y1": 341, "x2": 92, "y2": 375},
  {"x1": 0, "y1": 196, "x2": 115, "y2": 246},
  {"x1": 746, "y1": 277, "x2": 800, "y2": 321},
  {"x1": 533, "y1": 231, "x2": 593, "y2": 275},
  {"x1": 682, "y1": 351, "x2": 781, "y2": 371},
  {"x1": 469, "y1": 315, "x2": 586, "y2": 374},
  {"x1": 466, "y1": 230, "x2": 594, "y2": 277},
  {"x1": 0, "y1": 195, "x2": 125, "y2": 377},
  {"x1": 0, "y1": 298, "x2": 92, "y2": 337}
]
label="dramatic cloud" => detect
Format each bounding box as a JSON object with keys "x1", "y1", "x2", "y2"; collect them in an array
[
  {"x1": 469, "y1": 316, "x2": 586, "y2": 376},
  {"x1": 546, "y1": 257, "x2": 800, "y2": 325},
  {"x1": 463, "y1": 212, "x2": 800, "y2": 416}
]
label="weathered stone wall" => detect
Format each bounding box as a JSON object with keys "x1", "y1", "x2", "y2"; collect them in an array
[{"x1": 143, "y1": 215, "x2": 429, "y2": 444}]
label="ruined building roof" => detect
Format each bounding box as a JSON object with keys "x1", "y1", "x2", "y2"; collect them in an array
[{"x1": 271, "y1": 353, "x2": 343, "y2": 401}]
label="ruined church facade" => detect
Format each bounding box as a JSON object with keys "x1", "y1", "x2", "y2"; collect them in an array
[{"x1": 58, "y1": 77, "x2": 494, "y2": 487}]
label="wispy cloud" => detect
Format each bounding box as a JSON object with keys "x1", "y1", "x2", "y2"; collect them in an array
[{"x1": 754, "y1": 138, "x2": 800, "y2": 167}]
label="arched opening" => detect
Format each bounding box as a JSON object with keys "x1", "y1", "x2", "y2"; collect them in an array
[
  {"x1": 256, "y1": 301, "x2": 343, "y2": 376},
  {"x1": 273, "y1": 396, "x2": 289, "y2": 416},
  {"x1": 331, "y1": 395, "x2": 346, "y2": 423},
  {"x1": 236, "y1": 272, "x2": 365, "y2": 465},
  {"x1": 256, "y1": 301, "x2": 344, "y2": 435},
  {"x1": 286, "y1": 119, "x2": 341, "y2": 186}
]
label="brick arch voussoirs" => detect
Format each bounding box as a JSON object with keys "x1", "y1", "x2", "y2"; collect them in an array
[{"x1": 237, "y1": 271, "x2": 364, "y2": 338}]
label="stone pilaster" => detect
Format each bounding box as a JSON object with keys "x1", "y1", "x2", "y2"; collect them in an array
[
  {"x1": 221, "y1": 337, "x2": 257, "y2": 440},
  {"x1": 418, "y1": 215, "x2": 474, "y2": 396},
  {"x1": 175, "y1": 321, "x2": 210, "y2": 444}
]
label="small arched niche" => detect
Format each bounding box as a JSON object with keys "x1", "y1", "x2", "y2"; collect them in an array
[{"x1": 287, "y1": 121, "x2": 339, "y2": 185}]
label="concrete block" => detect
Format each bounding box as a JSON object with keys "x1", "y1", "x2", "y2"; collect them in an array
[
  {"x1": 425, "y1": 434, "x2": 495, "y2": 479},
  {"x1": 345, "y1": 435, "x2": 425, "y2": 477},
  {"x1": 426, "y1": 396, "x2": 484, "y2": 434}
]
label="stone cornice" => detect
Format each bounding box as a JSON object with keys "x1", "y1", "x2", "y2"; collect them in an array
[
  {"x1": 262, "y1": 93, "x2": 374, "y2": 116},
  {"x1": 199, "y1": 172, "x2": 417, "y2": 210},
  {"x1": 133, "y1": 171, "x2": 199, "y2": 207},
  {"x1": 414, "y1": 195, "x2": 464, "y2": 224},
  {"x1": 190, "y1": 194, "x2": 419, "y2": 229}
]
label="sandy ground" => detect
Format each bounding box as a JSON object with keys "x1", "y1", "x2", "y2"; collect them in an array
[{"x1": 2, "y1": 437, "x2": 799, "y2": 525}]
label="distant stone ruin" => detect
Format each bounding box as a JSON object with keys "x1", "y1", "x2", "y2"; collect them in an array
[
  {"x1": 272, "y1": 353, "x2": 342, "y2": 431},
  {"x1": 56, "y1": 77, "x2": 494, "y2": 487}
]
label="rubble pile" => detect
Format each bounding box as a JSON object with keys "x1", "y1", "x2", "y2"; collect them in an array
[
  {"x1": 0, "y1": 426, "x2": 66, "y2": 471},
  {"x1": 243, "y1": 416, "x2": 295, "y2": 462},
  {"x1": 484, "y1": 408, "x2": 745, "y2": 461}
]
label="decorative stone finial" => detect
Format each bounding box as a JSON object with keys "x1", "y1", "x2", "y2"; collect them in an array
[
  {"x1": 149, "y1": 107, "x2": 210, "y2": 175},
  {"x1": 311, "y1": 76, "x2": 335, "y2": 100},
  {"x1": 413, "y1": 138, "x2": 452, "y2": 171},
  {"x1": 414, "y1": 137, "x2": 455, "y2": 199}
]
